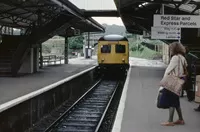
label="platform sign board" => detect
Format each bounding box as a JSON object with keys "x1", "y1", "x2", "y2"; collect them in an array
[
  {"x1": 151, "y1": 27, "x2": 181, "y2": 40},
  {"x1": 153, "y1": 15, "x2": 200, "y2": 28}
]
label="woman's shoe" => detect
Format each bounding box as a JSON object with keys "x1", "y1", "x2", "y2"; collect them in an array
[
  {"x1": 173, "y1": 120, "x2": 185, "y2": 125},
  {"x1": 161, "y1": 122, "x2": 175, "y2": 126}
]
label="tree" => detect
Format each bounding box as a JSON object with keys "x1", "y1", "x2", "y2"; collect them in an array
[
  {"x1": 68, "y1": 35, "x2": 84, "y2": 50},
  {"x1": 42, "y1": 44, "x2": 51, "y2": 54}
]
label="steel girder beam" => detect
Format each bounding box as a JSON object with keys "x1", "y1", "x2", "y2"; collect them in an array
[
  {"x1": 0, "y1": 0, "x2": 104, "y2": 33},
  {"x1": 83, "y1": 10, "x2": 119, "y2": 17},
  {"x1": 26, "y1": 14, "x2": 76, "y2": 44},
  {"x1": 0, "y1": 0, "x2": 39, "y2": 15},
  {"x1": 117, "y1": 0, "x2": 200, "y2": 35},
  {"x1": 117, "y1": 0, "x2": 200, "y2": 19},
  {"x1": 50, "y1": 0, "x2": 84, "y2": 19},
  {"x1": 120, "y1": 0, "x2": 200, "y2": 9},
  {"x1": 57, "y1": 0, "x2": 84, "y2": 16},
  {"x1": 0, "y1": 11, "x2": 32, "y2": 20},
  {"x1": 121, "y1": 12, "x2": 152, "y2": 33},
  {"x1": 118, "y1": 3, "x2": 159, "y2": 30},
  {"x1": 0, "y1": 5, "x2": 56, "y2": 16},
  {"x1": 191, "y1": 5, "x2": 199, "y2": 14},
  {"x1": 0, "y1": 0, "x2": 61, "y2": 26},
  {"x1": 0, "y1": 13, "x2": 33, "y2": 25},
  {"x1": 85, "y1": 18, "x2": 105, "y2": 31},
  {"x1": 0, "y1": 7, "x2": 19, "y2": 15},
  {"x1": 0, "y1": 21, "x2": 27, "y2": 28},
  {"x1": 0, "y1": 0, "x2": 58, "y2": 13},
  {"x1": 50, "y1": 0, "x2": 104, "y2": 32},
  {"x1": 168, "y1": 0, "x2": 192, "y2": 12}
]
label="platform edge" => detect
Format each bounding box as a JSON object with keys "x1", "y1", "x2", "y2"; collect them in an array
[
  {"x1": 0, "y1": 66, "x2": 96, "y2": 113},
  {"x1": 111, "y1": 67, "x2": 132, "y2": 132}
]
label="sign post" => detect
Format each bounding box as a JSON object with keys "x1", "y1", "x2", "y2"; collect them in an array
[
  {"x1": 152, "y1": 5, "x2": 182, "y2": 41},
  {"x1": 152, "y1": 14, "x2": 200, "y2": 41},
  {"x1": 151, "y1": 27, "x2": 181, "y2": 40}
]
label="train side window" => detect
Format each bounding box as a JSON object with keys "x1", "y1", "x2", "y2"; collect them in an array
[
  {"x1": 101, "y1": 45, "x2": 111, "y2": 53},
  {"x1": 116, "y1": 44, "x2": 125, "y2": 53}
]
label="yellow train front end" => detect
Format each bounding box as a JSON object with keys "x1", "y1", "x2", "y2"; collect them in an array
[{"x1": 97, "y1": 35, "x2": 130, "y2": 75}]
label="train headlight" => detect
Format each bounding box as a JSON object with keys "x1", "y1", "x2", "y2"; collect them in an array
[
  {"x1": 101, "y1": 58, "x2": 104, "y2": 62},
  {"x1": 122, "y1": 58, "x2": 125, "y2": 62}
]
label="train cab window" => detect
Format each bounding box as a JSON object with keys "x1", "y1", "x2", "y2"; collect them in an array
[
  {"x1": 115, "y1": 44, "x2": 125, "y2": 53},
  {"x1": 101, "y1": 45, "x2": 111, "y2": 53}
]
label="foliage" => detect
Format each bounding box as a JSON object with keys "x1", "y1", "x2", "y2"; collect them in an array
[
  {"x1": 130, "y1": 46, "x2": 162, "y2": 59},
  {"x1": 42, "y1": 35, "x2": 84, "y2": 56},
  {"x1": 42, "y1": 36, "x2": 65, "y2": 55},
  {"x1": 42, "y1": 44, "x2": 51, "y2": 54},
  {"x1": 127, "y1": 34, "x2": 137, "y2": 39},
  {"x1": 68, "y1": 35, "x2": 84, "y2": 50},
  {"x1": 127, "y1": 34, "x2": 163, "y2": 59}
]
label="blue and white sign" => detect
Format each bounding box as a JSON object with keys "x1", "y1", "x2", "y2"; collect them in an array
[{"x1": 151, "y1": 27, "x2": 181, "y2": 40}]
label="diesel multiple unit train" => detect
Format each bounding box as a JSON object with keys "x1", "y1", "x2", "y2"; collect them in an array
[{"x1": 97, "y1": 34, "x2": 130, "y2": 72}]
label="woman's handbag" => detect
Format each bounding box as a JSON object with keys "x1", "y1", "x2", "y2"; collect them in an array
[
  {"x1": 160, "y1": 56, "x2": 186, "y2": 96},
  {"x1": 157, "y1": 87, "x2": 170, "y2": 109}
]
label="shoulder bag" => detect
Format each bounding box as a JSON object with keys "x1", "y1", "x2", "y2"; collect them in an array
[{"x1": 160, "y1": 55, "x2": 186, "y2": 96}]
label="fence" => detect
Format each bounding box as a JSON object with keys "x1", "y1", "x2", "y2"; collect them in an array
[{"x1": 42, "y1": 55, "x2": 64, "y2": 66}]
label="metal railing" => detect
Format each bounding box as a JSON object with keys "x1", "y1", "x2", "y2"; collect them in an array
[{"x1": 41, "y1": 55, "x2": 64, "y2": 66}]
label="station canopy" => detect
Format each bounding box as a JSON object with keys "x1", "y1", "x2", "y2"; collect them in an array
[
  {"x1": 0, "y1": 0, "x2": 105, "y2": 36},
  {"x1": 114, "y1": 0, "x2": 200, "y2": 34}
]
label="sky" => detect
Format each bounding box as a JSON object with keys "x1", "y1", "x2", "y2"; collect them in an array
[{"x1": 69, "y1": 0, "x2": 124, "y2": 26}]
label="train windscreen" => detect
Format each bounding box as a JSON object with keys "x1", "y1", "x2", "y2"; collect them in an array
[
  {"x1": 101, "y1": 45, "x2": 111, "y2": 53},
  {"x1": 116, "y1": 44, "x2": 125, "y2": 53}
]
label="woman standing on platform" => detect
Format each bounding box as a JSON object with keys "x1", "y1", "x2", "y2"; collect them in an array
[{"x1": 160, "y1": 42, "x2": 187, "y2": 126}]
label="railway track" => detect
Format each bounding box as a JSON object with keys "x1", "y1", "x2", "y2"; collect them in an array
[{"x1": 34, "y1": 79, "x2": 119, "y2": 132}]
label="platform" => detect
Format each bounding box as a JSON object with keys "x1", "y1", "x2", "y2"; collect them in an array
[
  {"x1": 0, "y1": 57, "x2": 97, "y2": 105},
  {"x1": 113, "y1": 66, "x2": 200, "y2": 132}
]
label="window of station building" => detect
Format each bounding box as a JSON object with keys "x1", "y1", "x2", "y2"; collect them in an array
[
  {"x1": 115, "y1": 44, "x2": 125, "y2": 53},
  {"x1": 101, "y1": 45, "x2": 111, "y2": 53}
]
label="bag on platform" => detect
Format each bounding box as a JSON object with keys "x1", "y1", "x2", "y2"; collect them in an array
[
  {"x1": 156, "y1": 87, "x2": 170, "y2": 109},
  {"x1": 160, "y1": 55, "x2": 186, "y2": 96}
]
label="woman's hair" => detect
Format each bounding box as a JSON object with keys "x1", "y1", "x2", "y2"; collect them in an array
[{"x1": 169, "y1": 42, "x2": 186, "y2": 56}]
